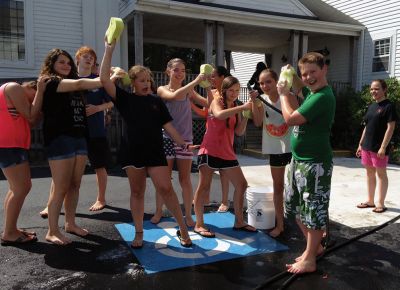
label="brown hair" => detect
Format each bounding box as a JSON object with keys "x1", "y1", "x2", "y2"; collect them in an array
[
  {"x1": 221, "y1": 76, "x2": 240, "y2": 128},
  {"x1": 165, "y1": 58, "x2": 185, "y2": 73},
  {"x1": 75, "y1": 46, "x2": 97, "y2": 66},
  {"x1": 371, "y1": 79, "x2": 388, "y2": 97},
  {"x1": 258, "y1": 69, "x2": 278, "y2": 82},
  {"x1": 128, "y1": 65, "x2": 152, "y2": 81},
  {"x1": 298, "y1": 52, "x2": 325, "y2": 69},
  {"x1": 40, "y1": 48, "x2": 78, "y2": 79}
]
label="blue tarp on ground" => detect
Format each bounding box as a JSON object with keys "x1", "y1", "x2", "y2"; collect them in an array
[{"x1": 115, "y1": 212, "x2": 288, "y2": 274}]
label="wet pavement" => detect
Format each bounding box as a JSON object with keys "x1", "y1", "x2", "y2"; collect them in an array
[{"x1": 0, "y1": 156, "x2": 399, "y2": 289}]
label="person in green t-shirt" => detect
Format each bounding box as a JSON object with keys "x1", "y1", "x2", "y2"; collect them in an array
[{"x1": 277, "y1": 52, "x2": 336, "y2": 274}]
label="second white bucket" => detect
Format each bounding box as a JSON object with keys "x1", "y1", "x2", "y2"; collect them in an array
[{"x1": 246, "y1": 186, "x2": 275, "y2": 230}]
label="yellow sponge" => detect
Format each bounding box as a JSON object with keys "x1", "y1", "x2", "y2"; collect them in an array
[
  {"x1": 199, "y1": 64, "x2": 213, "y2": 88},
  {"x1": 106, "y1": 17, "x2": 124, "y2": 44}
]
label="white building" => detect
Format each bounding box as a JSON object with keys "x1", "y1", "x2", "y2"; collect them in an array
[{"x1": 1, "y1": 0, "x2": 368, "y2": 90}]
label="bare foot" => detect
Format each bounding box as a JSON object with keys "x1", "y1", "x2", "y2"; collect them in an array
[
  {"x1": 131, "y1": 232, "x2": 143, "y2": 249},
  {"x1": 286, "y1": 259, "x2": 316, "y2": 274},
  {"x1": 185, "y1": 216, "x2": 195, "y2": 227},
  {"x1": 46, "y1": 231, "x2": 71, "y2": 245},
  {"x1": 269, "y1": 227, "x2": 284, "y2": 238},
  {"x1": 295, "y1": 245, "x2": 324, "y2": 262},
  {"x1": 89, "y1": 200, "x2": 106, "y2": 211},
  {"x1": 39, "y1": 207, "x2": 48, "y2": 219},
  {"x1": 150, "y1": 213, "x2": 163, "y2": 224},
  {"x1": 65, "y1": 224, "x2": 89, "y2": 237}
]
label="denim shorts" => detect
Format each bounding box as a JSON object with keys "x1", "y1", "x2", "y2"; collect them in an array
[
  {"x1": 46, "y1": 135, "x2": 88, "y2": 161},
  {"x1": 0, "y1": 148, "x2": 29, "y2": 169}
]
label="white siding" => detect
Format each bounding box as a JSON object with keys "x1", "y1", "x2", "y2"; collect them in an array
[
  {"x1": 205, "y1": 0, "x2": 315, "y2": 17},
  {"x1": 230, "y1": 52, "x2": 265, "y2": 87},
  {"x1": 0, "y1": 0, "x2": 83, "y2": 80},
  {"x1": 323, "y1": 0, "x2": 400, "y2": 85}
]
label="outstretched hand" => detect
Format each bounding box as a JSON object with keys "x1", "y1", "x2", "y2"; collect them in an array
[{"x1": 188, "y1": 144, "x2": 200, "y2": 151}]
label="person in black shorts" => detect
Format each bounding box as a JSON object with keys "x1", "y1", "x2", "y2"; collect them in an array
[
  {"x1": 100, "y1": 38, "x2": 196, "y2": 248},
  {"x1": 76, "y1": 46, "x2": 113, "y2": 211}
]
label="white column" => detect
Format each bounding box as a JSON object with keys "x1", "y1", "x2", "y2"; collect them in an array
[
  {"x1": 134, "y1": 12, "x2": 143, "y2": 65},
  {"x1": 216, "y1": 22, "x2": 224, "y2": 66},
  {"x1": 288, "y1": 30, "x2": 300, "y2": 70},
  {"x1": 300, "y1": 32, "x2": 308, "y2": 57},
  {"x1": 204, "y1": 20, "x2": 214, "y2": 64}
]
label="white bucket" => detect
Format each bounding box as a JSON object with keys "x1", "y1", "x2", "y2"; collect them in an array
[{"x1": 246, "y1": 186, "x2": 275, "y2": 230}]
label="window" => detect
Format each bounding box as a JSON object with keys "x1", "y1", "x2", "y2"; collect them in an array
[
  {"x1": 372, "y1": 38, "x2": 390, "y2": 72},
  {"x1": 0, "y1": 0, "x2": 25, "y2": 61}
]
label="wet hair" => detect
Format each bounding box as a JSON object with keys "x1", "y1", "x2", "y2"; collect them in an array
[
  {"x1": 298, "y1": 52, "x2": 325, "y2": 69},
  {"x1": 40, "y1": 48, "x2": 78, "y2": 79},
  {"x1": 371, "y1": 79, "x2": 388, "y2": 97},
  {"x1": 221, "y1": 76, "x2": 240, "y2": 128},
  {"x1": 214, "y1": 66, "x2": 231, "y2": 78},
  {"x1": 75, "y1": 46, "x2": 97, "y2": 66},
  {"x1": 21, "y1": 80, "x2": 37, "y2": 90},
  {"x1": 258, "y1": 69, "x2": 278, "y2": 82}
]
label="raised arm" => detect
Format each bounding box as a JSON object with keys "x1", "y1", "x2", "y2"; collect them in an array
[
  {"x1": 249, "y1": 90, "x2": 263, "y2": 127},
  {"x1": 234, "y1": 111, "x2": 249, "y2": 136},
  {"x1": 211, "y1": 98, "x2": 251, "y2": 120},
  {"x1": 6, "y1": 77, "x2": 48, "y2": 125},
  {"x1": 100, "y1": 40, "x2": 117, "y2": 99},
  {"x1": 157, "y1": 74, "x2": 205, "y2": 101},
  {"x1": 277, "y1": 80, "x2": 306, "y2": 126},
  {"x1": 56, "y1": 77, "x2": 102, "y2": 93}
]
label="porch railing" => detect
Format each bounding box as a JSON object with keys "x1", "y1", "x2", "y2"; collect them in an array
[{"x1": 28, "y1": 73, "x2": 350, "y2": 163}]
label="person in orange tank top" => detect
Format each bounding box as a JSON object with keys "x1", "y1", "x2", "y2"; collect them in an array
[
  {"x1": 193, "y1": 76, "x2": 258, "y2": 237},
  {"x1": 0, "y1": 78, "x2": 48, "y2": 246}
]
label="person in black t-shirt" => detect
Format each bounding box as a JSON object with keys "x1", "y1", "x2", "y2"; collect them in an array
[
  {"x1": 39, "y1": 48, "x2": 108, "y2": 246},
  {"x1": 100, "y1": 39, "x2": 197, "y2": 249},
  {"x1": 356, "y1": 79, "x2": 398, "y2": 213}
]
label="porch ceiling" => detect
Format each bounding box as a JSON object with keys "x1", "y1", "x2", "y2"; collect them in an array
[{"x1": 130, "y1": 13, "x2": 296, "y2": 53}]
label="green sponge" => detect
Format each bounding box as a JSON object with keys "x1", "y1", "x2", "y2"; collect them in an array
[
  {"x1": 199, "y1": 64, "x2": 213, "y2": 88},
  {"x1": 278, "y1": 67, "x2": 296, "y2": 89},
  {"x1": 242, "y1": 109, "x2": 253, "y2": 119},
  {"x1": 106, "y1": 17, "x2": 124, "y2": 44}
]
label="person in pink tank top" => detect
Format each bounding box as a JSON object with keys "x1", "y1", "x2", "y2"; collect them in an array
[
  {"x1": 193, "y1": 76, "x2": 258, "y2": 237},
  {"x1": 0, "y1": 78, "x2": 48, "y2": 246}
]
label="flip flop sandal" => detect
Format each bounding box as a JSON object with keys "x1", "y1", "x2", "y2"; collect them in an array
[
  {"x1": 217, "y1": 204, "x2": 229, "y2": 213},
  {"x1": 233, "y1": 225, "x2": 257, "y2": 233},
  {"x1": 1, "y1": 234, "x2": 38, "y2": 246},
  {"x1": 176, "y1": 230, "x2": 192, "y2": 248},
  {"x1": 357, "y1": 202, "x2": 375, "y2": 208},
  {"x1": 194, "y1": 228, "x2": 215, "y2": 238},
  {"x1": 372, "y1": 207, "x2": 387, "y2": 213}
]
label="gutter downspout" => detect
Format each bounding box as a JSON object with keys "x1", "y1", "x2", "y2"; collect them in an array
[{"x1": 357, "y1": 28, "x2": 365, "y2": 91}]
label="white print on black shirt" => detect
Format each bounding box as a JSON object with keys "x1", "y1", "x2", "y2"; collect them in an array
[{"x1": 71, "y1": 97, "x2": 85, "y2": 127}]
